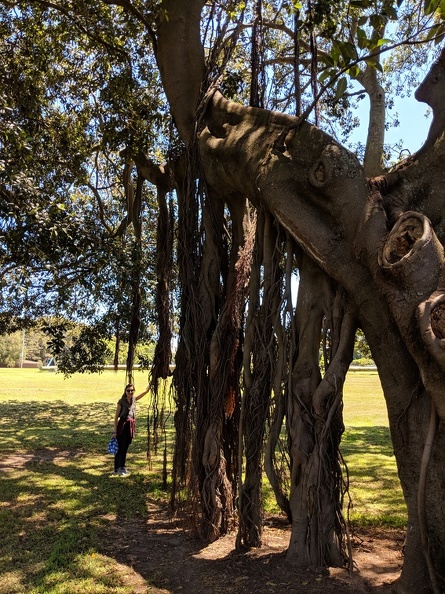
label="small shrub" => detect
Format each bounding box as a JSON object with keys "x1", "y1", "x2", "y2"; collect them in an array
[{"x1": 352, "y1": 357, "x2": 375, "y2": 366}]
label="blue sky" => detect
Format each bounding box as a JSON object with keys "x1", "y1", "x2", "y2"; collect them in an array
[
  {"x1": 349, "y1": 92, "x2": 432, "y2": 156},
  {"x1": 386, "y1": 94, "x2": 432, "y2": 153}
]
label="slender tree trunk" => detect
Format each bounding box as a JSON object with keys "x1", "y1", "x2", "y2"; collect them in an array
[
  {"x1": 156, "y1": 0, "x2": 206, "y2": 144},
  {"x1": 359, "y1": 66, "x2": 385, "y2": 177}
]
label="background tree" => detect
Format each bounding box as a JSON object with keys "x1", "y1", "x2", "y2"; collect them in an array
[
  {"x1": 0, "y1": 1, "x2": 166, "y2": 377},
  {"x1": 0, "y1": 332, "x2": 22, "y2": 367}
]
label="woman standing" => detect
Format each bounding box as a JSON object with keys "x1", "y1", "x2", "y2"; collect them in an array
[{"x1": 113, "y1": 382, "x2": 149, "y2": 476}]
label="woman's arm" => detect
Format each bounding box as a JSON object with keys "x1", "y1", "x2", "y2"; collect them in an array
[
  {"x1": 113, "y1": 403, "x2": 121, "y2": 435},
  {"x1": 135, "y1": 385, "x2": 150, "y2": 401}
]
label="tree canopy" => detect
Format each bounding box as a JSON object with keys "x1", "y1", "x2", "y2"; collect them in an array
[{"x1": 2, "y1": 1, "x2": 445, "y2": 592}]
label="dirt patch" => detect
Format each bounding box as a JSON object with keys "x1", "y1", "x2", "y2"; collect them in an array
[
  {"x1": 0, "y1": 449, "x2": 87, "y2": 468},
  {"x1": 101, "y1": 504, "x2": 404, "y2": 594}
]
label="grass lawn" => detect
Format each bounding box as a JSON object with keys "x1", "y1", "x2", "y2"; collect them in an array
[
  {"x1": 0, "y1": 368, "x2": 405, "y2": 593},
  {"x1": 343, "y1": 370, "x2": 405, "y2": 527}
]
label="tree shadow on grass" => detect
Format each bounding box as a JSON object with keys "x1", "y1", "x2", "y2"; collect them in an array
[
  {"x1": 341, "y1": 426, "x2": 406, "y2": 524},
  {"x1": 0, "y1": 399, "x2": 115, "y2": 451},
  {"x1": 0, "y1": 399, "x2": 167, "y2": 593},
  {"x1": 342, "y1": 425, "x2": 394, "y2": 456},
  {"x1": 0, "y1": 402, "x2": 403, "y2": 594}
]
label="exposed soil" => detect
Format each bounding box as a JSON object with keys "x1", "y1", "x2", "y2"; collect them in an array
[{"x1": 101, "y1": 502, "x2": 404, "y2": 594}]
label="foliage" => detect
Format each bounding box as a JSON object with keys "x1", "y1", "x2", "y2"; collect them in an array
[
  {"x1": 0, "y1": 327, "x2": 51, "y2": 367},
  {"x1": 0, "y1": 0, "x2": 166, "y2": 369},
  {"x1": 354, "y1": 329, "x2": 373, "y2": 360},
  {"x1": 352, "y1": 357, "x2": 375, "y2": 366},
  {"x1": 0, "y1": 332, "x2": 22, "y2": 367},
  {"x1": 0, "y1": 322, "x2": 157, "y2": 372},
  {"x1": 1, "y1": 0, "x2": 443, "y2": 362}
]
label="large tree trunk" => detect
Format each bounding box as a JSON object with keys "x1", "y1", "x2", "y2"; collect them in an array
[{"x1": 198, "y1": 93, "x2": 445, "y2": 590}]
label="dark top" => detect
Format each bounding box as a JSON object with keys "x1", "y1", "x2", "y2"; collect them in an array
[{"x1": 117, "y1": 396, "x2": 136, "y2": 420}]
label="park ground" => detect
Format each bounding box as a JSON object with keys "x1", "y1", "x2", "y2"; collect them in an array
[
  {"x1": 102, "y1": 508, "x2": 404, "y2": 594},
  {"x1": 1, "y1": 447, "x2": 404, "y2": 594},
  {"x1": 0, "y1": 369, "x2": 405, "y2": 593}
]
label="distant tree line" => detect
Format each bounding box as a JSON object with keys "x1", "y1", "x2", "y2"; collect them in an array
[{"x1": 0, "y1": 321, "x2": 156, "y2": 370}]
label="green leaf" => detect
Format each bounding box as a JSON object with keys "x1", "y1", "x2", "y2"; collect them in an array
[
  {"x1": 338, "y1": 41, "x2": 358, "y2": 61},
  {"x1": 382, "y1": 5, "x2": 398, "y2": 19},
  {"x1": 357, "y1": 27, "x2": 368, "y2": 50},
  {"x1": 335, "y1": 77, "x2": 348, "y2": 99},
  {"x1": 330, "y1": 42, "x2": 341, "y2": 66},
  {"x1": 320, "y1": 54, "x2": 335, "y2": 67},
  {"x1": 426, "y1": 22, "x2": 444, "y2": 39},
  {"x1": 424, "y1": 0, "x2": 436, "y2": 15},
  {"x1": 374, "y1": 38, "x2": 393, "y2": 47},
  {"x1": 370, "y1": 14, "x2": 384, "y2": 29},
  {"x1": 346, "y1": 64, "x2": 361, "y2": 79},
  {"x1": 319, "y1": 68, "x2": 334, "y2": 83},
  {"x1": 365, "y1": 58, "x2": 383, "y2": 72}
]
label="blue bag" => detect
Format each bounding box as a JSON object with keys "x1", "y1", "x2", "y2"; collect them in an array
[{"x1": 107, "y1": 436, "x2": 118, "y2": 455}]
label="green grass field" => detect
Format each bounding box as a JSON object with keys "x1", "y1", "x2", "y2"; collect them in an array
[
  {"x1": 343, "y1": 370, "x2": 405, "y2": 527},
  {"x1": 0, "y1": 368, "x2": 405, "y2": 594}
]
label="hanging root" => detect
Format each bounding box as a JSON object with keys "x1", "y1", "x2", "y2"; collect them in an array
[{"x1": 417, "y1": 400, "x2": 441, "y2": 594}]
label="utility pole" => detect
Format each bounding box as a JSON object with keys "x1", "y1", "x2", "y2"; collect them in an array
[{"x1": 20, "y1": 329, "x2": 25, "y2": 368}]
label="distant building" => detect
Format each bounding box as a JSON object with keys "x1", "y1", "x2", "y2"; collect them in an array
[{"x1": 18, "y1": 360, "x2": 40, "y2": 368}]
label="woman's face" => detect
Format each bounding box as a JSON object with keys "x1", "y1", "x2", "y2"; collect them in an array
[{"x1": 125, "y1": 385, "x2": 135, "y2": 399}]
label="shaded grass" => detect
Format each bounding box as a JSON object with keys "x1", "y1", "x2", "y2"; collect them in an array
[
  {"x1": 0, "y1": 449, "x2": 153, "y2": 593},
  {"x1": 0, "y1": 455, "x2": 153, "y2": 594},
  {"x1": 0, "y1": 368, "x2": 406, "y2": 593}
]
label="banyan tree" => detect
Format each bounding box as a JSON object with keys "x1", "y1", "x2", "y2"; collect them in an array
[
  {"x1": 2, "y1": 1, "x2": 445, "y2": 593},
  {"x1": 143, "y1": 3, "x2": 445, "y2": 593}
]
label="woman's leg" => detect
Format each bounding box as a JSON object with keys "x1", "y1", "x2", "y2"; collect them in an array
[{"x1": 115, "y1": 423, "x2": 132, "y2": 471}]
